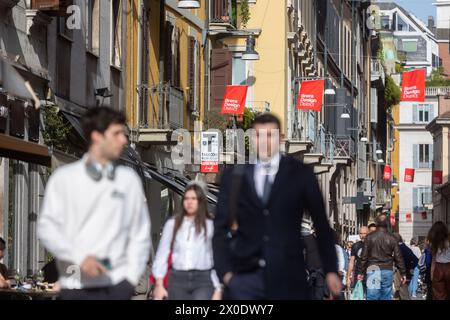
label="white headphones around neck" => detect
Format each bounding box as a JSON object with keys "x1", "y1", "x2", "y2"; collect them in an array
[{"x1": 85, "y1": 160, "x2": 117, "y2": 181}]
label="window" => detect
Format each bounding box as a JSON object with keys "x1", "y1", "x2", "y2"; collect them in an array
[
  {"x1": 111, "y1": 0, "x2": 122, "y2": 67},
  {"x1": 86, "y1": 0, "x2": 100, "y2": 55},
  {"x1": 232, "y1": 56, "x2": 247, "y2": 85},
  {"x1": 57, "y1": 16, "x2": 73, "y2": 39},
  {"x1": 381, "y1": 15, "x2": 391, "y2": 30},
  {"x1": 413, "y1": 103, "x2": 434, "y2": 123},
  {"x1": 402, "y1": 39, "x2": 418, "y2": 52},
  {"x1": 413, "y1": 187, "x2": 432, "y2": 212},
  {"x1": 413, "y1": 144, "x2": 433, "y2": 169},
  {"x1": 397, "y1": 15, "x2": 409, "y2": 31}
]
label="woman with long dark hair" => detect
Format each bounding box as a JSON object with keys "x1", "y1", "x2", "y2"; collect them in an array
[
  {"x1": 152, "y1": 182, "x2": 222, "y2": 300},
  {"x1": 427, "y1": 221, "x2": 450, "y2": 300}
]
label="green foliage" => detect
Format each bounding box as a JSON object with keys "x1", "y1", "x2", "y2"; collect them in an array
[
  {"x1": 395, "y1": 63, "x2": 404, "y2": 74},
  {"x1": 426, "y1": 67, "x2": 450, "y2": 87},
  {"x1": 242, "y1": 107, "x2": 256, "y2": 130},
  {"x1": 385, "y1": 75, "x2": 401, "y2": 108},
  {"x1": 42, "y1": 106, "x2": 71, "y2": 152},
  {"x1": 240, "y1": 0, "x2": 251, "y2": 28}
]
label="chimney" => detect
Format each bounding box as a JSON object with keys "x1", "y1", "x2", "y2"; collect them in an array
[{"x1": 428, "y1": 16, "x2": 435, "y2": 30}]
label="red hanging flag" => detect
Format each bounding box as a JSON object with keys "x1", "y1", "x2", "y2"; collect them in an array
[
  {"x1": 221, "y1": 85, "x2": 248, "y2": 115},
  {"x1": 296, "y1": 79, "x2": 325, "y2": 111},
  {"x1": 404, "y1": 168, "x2": 415, "y2": 182},
  {"x1": 401, "y1": 69, "x2": 426, "y2": 102},
  {"x1": 405, "y1": 213, "x2": 412, "y2": 223},
  {"x1": 390, "y1": 214, "x2": 396, "y2": 227},
  {"x1": 433, "y1": 170, "x2": 443, "y2": 185},
  {"x1": 383, "y1": 165, "x2": 392, "y2": 181}
]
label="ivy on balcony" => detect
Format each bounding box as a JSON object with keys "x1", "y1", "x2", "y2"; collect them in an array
[{"x1": 385, "y1": 75, "x2": 401, "y2": 109}]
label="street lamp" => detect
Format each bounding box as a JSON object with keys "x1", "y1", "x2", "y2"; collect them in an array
[
  {"x1": 341, "y1": 108, "x2": 351, "y2": 119},
  {"x1": 325, "y1": 88, "x2": 336, "y2": 95},
  {"x1": 178, "y1": 0, "x2": 200, "y2": 9},
  {"x1": 360, "y1": 136, "x2": 368, "y2": 142},
  {"x1": 242, "y1": 35, "x2": 260, "y2": 61}
]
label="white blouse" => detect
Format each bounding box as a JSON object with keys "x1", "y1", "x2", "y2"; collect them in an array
[
  {"x1": 436, "y1": 245, "x2": 450, "y2": 264},
  {"x1": 152, "y1": 216, "x2": 221, "y2": 289}
]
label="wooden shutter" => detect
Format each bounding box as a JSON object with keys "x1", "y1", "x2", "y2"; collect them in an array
[
  {"x1": 413, "y1": 104, "x2": 418, "y2": 122},
  {"x1": 413, "y1": 144, "x2": 418, "y2": 168},
  {"x1": 210, "y1": 48, "x2": 232, "y2": 110},
  {"x1": 413, "y1": 188, "x2": 418, "y2": 213},
  {"x1": 0, "y1": 94, "x2": 7, "y2": 133},
  {"x1": 10, "y1": 100, "x2": 25, "y2": 139},
  {"x1": 429, "y1": 104, "x2": 435, "y2": 122},
  {"x1": 429, "y1": 144, "x2": 434, "y2": 169},
  {"x1": 188, "y1": 36, "x2": 196, "y2": 112},
  {"x1": 28, "y1": 105, "x2": 40, "y2": 142},
  {"x1": 164, "y1": 22, "x2": 174, "y2": 84}
]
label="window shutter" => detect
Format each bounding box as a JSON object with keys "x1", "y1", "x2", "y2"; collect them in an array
[
  {"x1": 165, "y1": 22, "x2": 174, "y2": 84},
  {"x1": 413, "y1": 104, "x2": 418, "y2": 123},
  {"x1": 197, "y1": 44, "x2": 201, "y2": 113},
  {"x1": 429, "y1": 144, "x2": 434, "y2": 169},
  {"x1": 210, "y1": 48, "x2": 232, "y2": 110},
  {"x1": 429, "y1": 104, "x2": 435, "y2": 121},
  {"x1": 412, "y1": 188, "x2": 418, "y2": 213},
  {"x1": 10, "y1": 100, "x2": 25, "y2": 139},
  {"x1": 188, "y1": 36, "x2": 196, "y2": 112},
  {"x1": 413, "y1": 144, "x2": 418, "y2": 168},
  {"x1": 28, "y1": 105, "x2": 40, "y2": 142}
]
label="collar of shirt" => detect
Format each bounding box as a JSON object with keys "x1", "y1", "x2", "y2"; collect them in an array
[{"x1": 256, "y1": 153, "x2": 281, "y2": 175}]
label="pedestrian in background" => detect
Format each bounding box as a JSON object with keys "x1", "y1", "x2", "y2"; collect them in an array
[
  {"x1": 152, "y1": 182, "x2": 222, "y2": 300},
  {"x1": 38, "y1": 107, "x2": 151, "y2": 300},
  {"x1": 358, "y1": 216, "x2": 406, "y2": 300},
  {"x1": 213, "y1": 113, "x2": 341, "y2": 300},
  {"x1": 427, "y1": 221, "x2": 450, "y2": 300},
  {"x1": 408, "y1": 238, "x2": 422, "y2": 298},
  {"x1": 302, "y1": 227, "x2": 326, "y2": 300},
  {"x1": 392, "y1": 233, "x2": 418, "y2": 300},
  {"x1": 0, "y1": 237, "x2": 10, "y2": 289},
  {"x1": 347, "y1": 226, "x2": 369, "y2": 289}
]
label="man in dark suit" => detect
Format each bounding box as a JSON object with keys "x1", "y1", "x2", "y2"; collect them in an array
[{"x1": 213, "y1": 113, "x2": 341, "y2": 300}]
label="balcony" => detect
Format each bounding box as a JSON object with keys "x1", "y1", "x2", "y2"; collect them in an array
[
  {"x1": 371, "y1": 59, "x2": 385, "y2": 86},
  {"x1": 137, "y1": 84, "x2": 183, "y2": 145},
  {"x1": 334, "y1": 135, "x2": 355, "y2": 165},
  {"x1": 30, "y1": 0, "x2": 71, "y2": 15},
  {"x1": 426, "y1": 87, "x2": 450, "y2": 97},
  {"x1": 246, "y1": 101, "x2": 270, "y2": 114},
  {"x1": 210, "y1": 0, "x2": 237, "y2": 32}
]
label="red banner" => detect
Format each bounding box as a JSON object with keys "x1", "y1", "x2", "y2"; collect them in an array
[
  {"x1": 383, "y1": 165, "x2": 392, "y2": 181},
  {"x1": 405, "y1": 213, "x2": 412, "y2": 223},
  {"x1": 221, "y1": 85, "x2": 248, "y2": 115},
  {"x1": 433, "y1": 170, "x2": 443, "y2": 185},
  {"x1": 404, "y1": 168, "x2": 415, "y2": 182},
  {"x1": 401, "y1": 69, "x2": 426, "y2": 102},
  {"x1": 201, "y1": 162, "x2": 219, "y2": 173},
  {"x1": 296, "y1": 79, "x2": 325, "y2": 111}
]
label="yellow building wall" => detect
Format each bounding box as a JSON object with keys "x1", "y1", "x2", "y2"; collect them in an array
[{"x1": 391, "y1": 103, "x2": 400, "y2": 222}]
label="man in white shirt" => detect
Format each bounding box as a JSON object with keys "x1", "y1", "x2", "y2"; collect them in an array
[{"x1": 38, "y1": 107, "x2": 151, "y2": 300}]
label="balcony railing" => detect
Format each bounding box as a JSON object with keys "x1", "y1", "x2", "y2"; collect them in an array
[
  {"x1": 168, "y1": 86, "x2": 184, "y2": 129},
  {"x1": 426, "y1": 87, "x2": 450, "y2": 97},
  {"x1": 371, "y1": 58, "x2": 385, "y2": 84},
  {"x1": 324, "y1": 134, "x2": 335, "y2": 164},
  {"x1": 246, "y1": 101, "x2": 270, "y2": 114},
  {"x1": 210, "y1": 0, "x2": 237, "y2": 29},
  {"x1": 334, "y1": 136, "x2": 355, "y2": 159}
]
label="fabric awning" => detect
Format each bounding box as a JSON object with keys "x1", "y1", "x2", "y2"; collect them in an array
[
  {"x1": 0, "y1": 134, "x2": 51, "y2": 167},
  {"x1": 61, "y1": 111, "x2": 86, "y2": 141}
]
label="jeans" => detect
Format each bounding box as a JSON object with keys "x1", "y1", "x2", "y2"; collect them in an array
[
  {"x1": 366, "y1": 269, "x2": 394, "y2": 300},
  {"x1": 167, "y1": 269, "x2": 215, "y2": 300},
  {"x1": 226, "y1": 268, "x2": 266, "y2": 300},
  {"x1": 409, "y1": 266, "x2": 420, "y2": 297}
]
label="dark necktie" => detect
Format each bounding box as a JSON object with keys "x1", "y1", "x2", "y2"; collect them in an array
[{"x1": 262, "y1": 164, "x2": 272, "y2": 205}]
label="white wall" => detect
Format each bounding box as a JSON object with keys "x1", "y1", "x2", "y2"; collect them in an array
[
  {"x1": 436, "y1": 1, "x2": 450, "y2": 29},
  {"x1": 399, "y1": 101, "x2": 439, "y2": 124}
]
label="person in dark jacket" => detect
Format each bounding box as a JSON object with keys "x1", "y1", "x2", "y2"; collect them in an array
[
  {"x1": 213, "y1": 113, "x2": 341, "y2": 300},
  {"x1": 301, "y1": 227, "x2": 325, "y2": 300},
  {"x1": 357, "y1": 216, "x2": 406, "y2": 300},
  {"x1": 392, "y1": 233, "x2": 418, "y2": 300}
]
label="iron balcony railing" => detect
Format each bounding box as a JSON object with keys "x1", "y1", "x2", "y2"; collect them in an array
[
  {"x1": 210, "y1": 0, "x2": 237, "y2": 29},
  {"x1": 334, "y1": 135, "x2": 355, "y2": 159},
  {"x1": 426, "y1": 87, "x2": 450, "y2": 97}
]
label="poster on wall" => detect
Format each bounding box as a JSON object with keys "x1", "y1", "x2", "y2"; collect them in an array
[{"x1": 200, "y1": 132, "x2": 219, "y2": 173}]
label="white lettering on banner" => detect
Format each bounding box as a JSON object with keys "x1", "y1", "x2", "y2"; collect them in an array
[
  {"x1": 300, "y1": 93, "x2": 318, "y2": 106},
  {"x1": 403, "y1": 86, "x2": 420, "y2": 98},
  {"x1": 223, "y1": 99, "x2": 241, "y2": 112}
]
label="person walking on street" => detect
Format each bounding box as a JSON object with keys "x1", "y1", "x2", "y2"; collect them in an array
[
  {"x1": 357, "y1": 216, "x2": 406, "y2": 300},
  {"x1": 152, "y1": 182, "x2": 222, "y2": 300},
  {"x1": 38, "y1": 107, "x2": 151, "y2": 300},
  {"x1": 213, "y1": 113, "x2": 341, "y2": 300},
  {"x1": 427, "y1": 221, "x2": 450, "y2": 300},
  {"x1": 347, "y1": 226, "x2": 369, "y2": 289},
  {"x1": 0, "y1": 237, "x2": 10, "y2": 289},
  {"x1": 392, "y1": 233, "x2": 418, "y2": 300},
  {"x1": 408, "y1": 238, "x2": 422, "y2": 298}
]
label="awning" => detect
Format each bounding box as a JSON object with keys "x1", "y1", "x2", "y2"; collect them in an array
[
  {"x1": 61, "y1": 111, "x2": 86, "y2": 141},
  {"x1": 0, "y1": 133, "x2": 51, "y2": 167}
]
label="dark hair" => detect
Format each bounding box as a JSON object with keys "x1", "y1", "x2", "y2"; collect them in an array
[
  {"x1": 410, "y1": 238, "x2": 417, "y2": 246},
  {"x1": 170, "y1": 184, "x2": 212, "y2": 249},
  {"x1": 427, "y1": 221, "x2": 449, "y2": 257},
  {"x1": 368, "y1": 223, "x2": 377, "y2": 229},
  {"x1": 375, "y1": 215, "x2": 388, "y2": 229},
  {"x1": 251, "y1": 113, "x2": 281, "y2": 131},
  {"x1": 0, "y1": 237, "x2": 5, "y2": 251},
  {"x1": 81, "y1": 107, "x2": 127, "y2": 145},
  {"x1": 393, "y1": 233, "x2": 403, "y2": 243}
]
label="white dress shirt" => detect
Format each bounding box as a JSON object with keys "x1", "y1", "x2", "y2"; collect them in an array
[
  {"x1": 254, "y1": 153, "x2": 281, "y2": 199},
  {"x1": 436, "y1": 245, "x2": 450, "y2": 264},
  {"x1": 38, "y1": 155, "x2": 151, "y2": 290},
  {"x1": 152, "y1": 217, "x2": 221, "y2": 289}
]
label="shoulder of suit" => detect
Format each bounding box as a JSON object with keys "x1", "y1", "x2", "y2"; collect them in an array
[{"x1": 282, "y1": 155, "x2": 312, "y2": 171}]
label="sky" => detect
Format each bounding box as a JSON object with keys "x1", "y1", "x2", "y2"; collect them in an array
[{"x1": 380, "y1": 0, "x2": 436, "y2": 25}]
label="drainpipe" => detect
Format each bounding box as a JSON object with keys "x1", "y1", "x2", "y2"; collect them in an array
[
  {"x1": 203, "y1": 0, "x2": 210, "y2": 126},
  {"x1": 159, "y1": 0, "x2": 166, "y2": 127}
]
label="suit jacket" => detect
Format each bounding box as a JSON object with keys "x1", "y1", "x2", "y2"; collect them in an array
[{"x1": 213, "y1": 155, "x2": 338, "y2": 300}]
